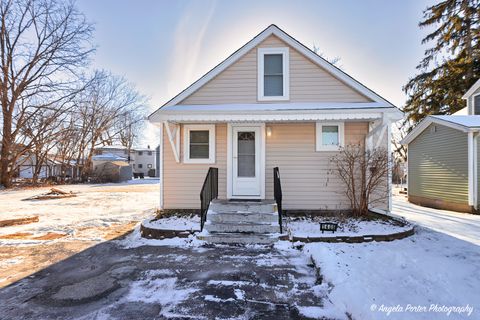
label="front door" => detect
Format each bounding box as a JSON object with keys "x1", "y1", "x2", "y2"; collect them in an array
[{"x1": 232, "y1": 126, "x2": 261, "y2": 197}]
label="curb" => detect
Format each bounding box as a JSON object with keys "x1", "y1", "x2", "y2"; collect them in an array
[
  {"x1": 290, "y1": 226, "x2": 415, "y2": 243},
  {"x1": 140, "y1": 220, "x2": 199, "y2": 239}
]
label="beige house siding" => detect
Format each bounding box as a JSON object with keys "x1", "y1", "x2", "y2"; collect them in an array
[
  {"x1": 408, "y1": 123, "x2": 469, "y2": 206},
  {"x1": 163, "y1": 121, "x2": 372, "y2": 210},
  {"x1": 180, "y1": 35, "x2": 371, "y2": 105},
  {"x1": 265, "y1": 122, "x2": 369, "y2": 210},
  {"x1": 163, "y1": 124, "x2": 227, "y2": 209}
]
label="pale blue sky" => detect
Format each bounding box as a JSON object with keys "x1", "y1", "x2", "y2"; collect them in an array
[{"x1": 77, "y1": 0, "x2": 433, "y2": 144}]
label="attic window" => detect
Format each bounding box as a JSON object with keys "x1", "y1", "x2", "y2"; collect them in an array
[{"x1": 258, "y1": 47, "x2": 289, "y2": 101}]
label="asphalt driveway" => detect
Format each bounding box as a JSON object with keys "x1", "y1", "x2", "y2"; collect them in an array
[{"x1": 0, "y1": 239, "x2": 333, "y2": 320}]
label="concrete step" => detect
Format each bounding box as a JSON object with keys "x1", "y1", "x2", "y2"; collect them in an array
[
  {"x1": 197, "y1": 232, "x2": 279, "y2": 244},
  {"x1": 205, "y1": 221, "x2": 279, "y2": 234},
  {"x1": 210, "y1": 200, "x2": 277, "y2": 214},
  {"x1": 208, "y1": 211, "x2": 278, "y2": 224}
]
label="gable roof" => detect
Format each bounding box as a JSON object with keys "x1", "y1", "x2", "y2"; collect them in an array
[
  {"x1": 401, "y1": 115, "x2": 480, "y2": 145},
  {"x1": 462, "y1": 78, "x2": 480, "y2": 99},
  {"x1": 149, "y1": 24, "x2": 397, "y2": 120}
]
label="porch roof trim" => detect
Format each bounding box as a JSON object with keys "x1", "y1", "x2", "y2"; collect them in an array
[{"x1": 149, "y1": 102, "x2": 402, "y2": 123}]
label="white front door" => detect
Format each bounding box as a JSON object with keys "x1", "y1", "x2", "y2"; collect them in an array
[{"x1": 232, "y1": 126, "x2": 262, "y2": 197}]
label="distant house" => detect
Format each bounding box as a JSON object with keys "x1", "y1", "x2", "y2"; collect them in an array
[
  {"x1": 94, "y1": 145, "x2": 134, "y2": 162},
  {"x1": 17, "y1": 155, "x2": 61, "y2": 179},
  {"x1": 402, "y1": 80, "x2": 480, "y2": 213},
  {"x1": 93, "y1": 145, "x2": 157, "y2": 179},
  {"x1": 133, "y1": 146, "x2": 156, "y2": 177}
]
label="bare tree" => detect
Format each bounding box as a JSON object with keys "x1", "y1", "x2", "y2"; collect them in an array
[
  {"x1": 71, "y1": 70, "x2": 146, "y2": 180},
  {"x1": 0, "y1": 0, "x2": 94, "y2": 187},
  {"x1": 331, "y1": 145, "x2": 390, "y2": 216}
]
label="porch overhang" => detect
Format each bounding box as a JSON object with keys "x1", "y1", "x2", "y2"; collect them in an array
[{"x1": 148, "y1": 102, "x2": 403, "y2": 125}]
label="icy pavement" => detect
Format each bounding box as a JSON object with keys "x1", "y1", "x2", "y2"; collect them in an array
[
  {"x1": 0, "y1": 240, "x2": 341, "y2": 320},
  {"x1": 392, "y1": 195, "x2": 480, "y2": 245}
]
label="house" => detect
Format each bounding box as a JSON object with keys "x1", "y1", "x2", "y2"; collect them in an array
[
  {"x1": 132, "y1": 146, "x2": 156, "y2": 176},
  {"x1": 402, "y1": 80, "x2": 480, "y2": 213},
  {"x1": 17, "y1": 154, "x2": 61, "y2": 179},
  {"x1": 94, "y1": 145, "x2": 158, "y2": 177},
  {"x1": 149, "y1": 25, "x2": 402, "y2": 215},
  {"x1": 94, "y1": 145, "x2": 134, "y2": 162}
]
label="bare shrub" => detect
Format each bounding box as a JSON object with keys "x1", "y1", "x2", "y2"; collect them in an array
[{"x1": 331, "y1": 145, "x2": 389, "y2": 216}]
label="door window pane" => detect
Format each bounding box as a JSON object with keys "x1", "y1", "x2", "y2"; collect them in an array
[
  {"x1": 322, "y1": 126, "x2": 339, "y2": 146},
  {"x1": 190, "y1": 130, "x2": 209, "y2": 159},
  {"x1": 264, "y1": 54, "x2": 283, "y2": 96},
  {"x1": 238, "y1": 132, "x2": 255, "y2": 177}
]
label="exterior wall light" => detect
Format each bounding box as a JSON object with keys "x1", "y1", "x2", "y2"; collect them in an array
[{"x1": 266, "y1": 126, "x2": 272, "y2": 137}]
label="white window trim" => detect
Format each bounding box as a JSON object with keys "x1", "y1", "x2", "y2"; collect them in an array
[
  {"x1": 472, "y1": 92, "x2": 480, "y2": 115},
  {"x1": 316, "y1": 122, "x2": 345, "y2": 151},
  {"x1": 257, "y1": 47, "x2": 289, "y2": 101},
  {"x1": 183, "y1": 124, "x2": 216, "y2": 164}
]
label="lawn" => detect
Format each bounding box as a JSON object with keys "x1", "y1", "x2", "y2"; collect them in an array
[{"x1": 0, "y1": 179, "x2": 160, "y2": 287}]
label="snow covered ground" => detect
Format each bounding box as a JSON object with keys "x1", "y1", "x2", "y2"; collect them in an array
[
  {"x1": 300, "y1": 195, "x2": 480, "y2": 319},
  {"x1": 0, "y1": 179, "x2": 160, "y2": 287},
  {"x1": 0, "y1": 178, "x2": 160, "y2": 244},
  {"x1": 285, "y1": 216, "x2": 410, "y2": 238},
  {"x1": 392, "y1": 194, "x2": 480, "y2": 246},
  {"x1": 142, "y1": 215, "x2": 200, "y2": 231}
]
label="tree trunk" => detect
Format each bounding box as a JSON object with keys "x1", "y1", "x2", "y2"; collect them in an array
[{"x1": 0, "y1": 111, "x2": 13, "y2": 188}]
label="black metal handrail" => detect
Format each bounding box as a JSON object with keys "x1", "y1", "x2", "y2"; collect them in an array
[
  {"x1": 273, "y1": 167, "x2": 283, "y2": 233},
  {"x1": 200, "y1": 167, "x2": 218, "y2": 231}
]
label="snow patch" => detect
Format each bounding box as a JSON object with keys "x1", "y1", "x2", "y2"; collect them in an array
[
  {"x1": 142, "y1": 216, "x2": 200, "y2": 231},
  {"x1": 286, "y1": 217, "x2": 409, "y2": 238},
  {"x1": 118, "y1": 225, "x2": 205, "y2": 249},
  {"x1": 126, "y1": 277, "x2": 197, "y2": 311}
]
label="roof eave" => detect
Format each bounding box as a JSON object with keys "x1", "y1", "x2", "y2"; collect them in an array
[
  {"x1": 401, "y1": 117, "x2": 480, "y2": 145},
  {"x1": 148, "y1": 24, "x2": 398, "y2": 121}
]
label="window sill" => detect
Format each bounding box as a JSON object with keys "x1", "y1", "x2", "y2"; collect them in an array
[
  {"x1": 257, "y1": 95, "x2": 289, "y2": 101},
  {"x1": 183, "y1": 159, "x2": 215, "y2": 164},
  {"x1": 316, "y1": 146, "x2": 342, "y2": 152}
]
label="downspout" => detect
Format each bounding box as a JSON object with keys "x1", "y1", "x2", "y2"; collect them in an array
[
  {"x1": 467, "y1": 131, "x2": 476, "y2": 210},
  {"x1": 387, "y1": 121, "x2": 393, "y2": 213},
  {"x1": 159, "y1": 122, "x2": 164, "y2": 209},
  {"x1": 473, "y1": 132, "x2": 478, "y2": 211}
]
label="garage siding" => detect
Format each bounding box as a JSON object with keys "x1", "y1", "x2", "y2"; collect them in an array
[{"x1": 408, "y1": 123, "x2": 469, "y2": 205}]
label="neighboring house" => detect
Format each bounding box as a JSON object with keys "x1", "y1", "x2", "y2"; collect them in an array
[
  {"x1": 402, "y1": 116, "x2": 480, "y2": 213},
  {"x1": 133, "y1": 147, "x2": 156, "y2": 176},
  {"x1": 402, "y1": 80, "x2": 480, "y2": 213},
  {"x1": 17, "y1": 155, "x2": 61, "y2": 179},
  {"x1": 149, "y1": 25, "x2": 402, "y2": 213},
  {"x1": 94, "y1": 145, "x2": 158, "y2": 177},
  {"x1": 94, "y1": 145, "x2": 134, "y2": 162}
]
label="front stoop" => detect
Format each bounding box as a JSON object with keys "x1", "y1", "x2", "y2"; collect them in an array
[{"x1": 197, "y1": 199, "x2": 282, "y2": 244}]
